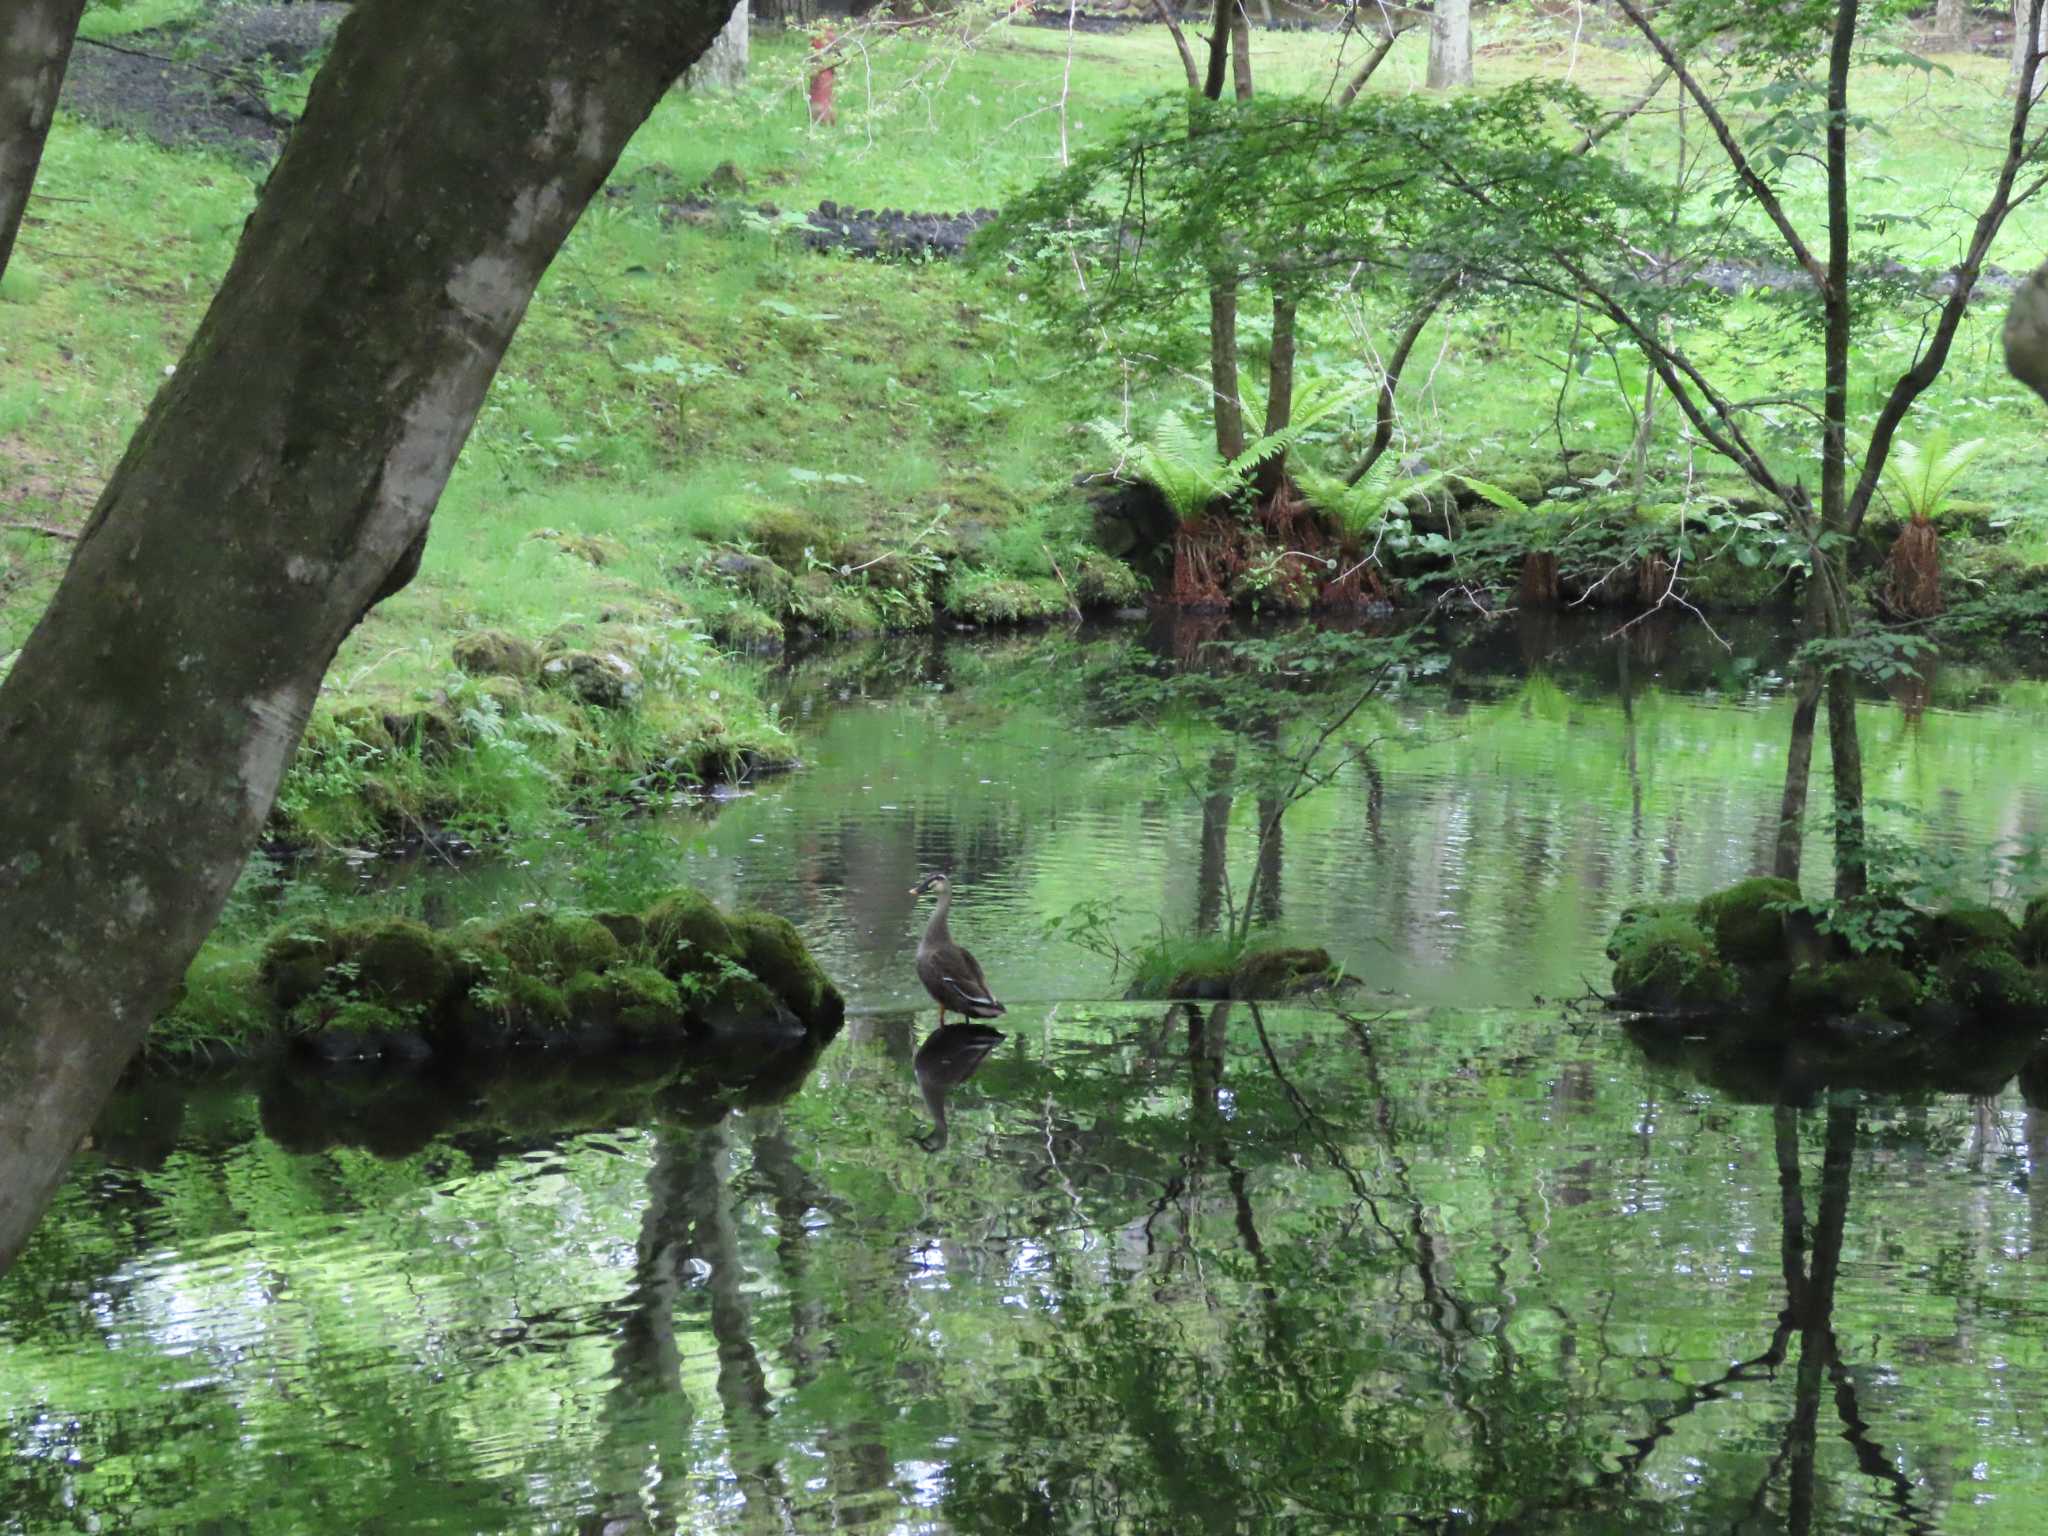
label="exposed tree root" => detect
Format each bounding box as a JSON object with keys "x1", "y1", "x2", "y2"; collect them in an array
[{"x1": 1882, "y1": 517, "x2": 1943, "y2": 618}]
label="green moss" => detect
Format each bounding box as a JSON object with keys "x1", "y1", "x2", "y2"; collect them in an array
[
  {"x1": 1784, "y1": 956, "x2": 1918, "y2": 1019},
  {"x1": 1695, "y1": 877, "x2": 1800, "y2": 966},
  {"x1": 304, "y1": 999, "x2": 413, "y2": 1038},
  {"x1": 452, "y1": 628, "x2": 541, "y2": 680},
  {"x1": 500, "y1": 972, "x2": 571, "y2": 1029},
  {"x1": 1070, "y1": 552, "x2": 1145, "y2": 608},
  {"x1": 1945, "y1": 945, "x2": 2045, "y2": 1018},
  {"x1": 789, "y1": 578, "x2": 881, "y2": 637},
  {"x1": 943, "y1": 569, "x2": 1072, "y2": 625},
  {"x1": 259, "y1": 918, "x2": 344, "y2": 1008},
  {"x1": 1231, "y1": 945, "x2": 1338, "y2": 998},
  {"x1": 731, "y1": 909, "x2": 844, "y2": 1034},
  {"x1": 346, "y1": 918, "x2": 458, "y2": 1010},
  {"x1": 566, "y1": 965, "x2": 685, "y2": 1036},
  {"x1": 642, "y1": 888, "x2": 742, "y2": 977},
  {"x1": 1607, "y1": 902, "x2": 1740, "y2": 1010},
  {"x1": 2019, "y1": 893, "x2": 2048, "y2": 965},
  {"x1": 1932, "y1": 903, "x2": 2021, "y2": 955},
  {"x1": 481, "y1": 911, "x2": 623, "y2": 979},
  {"x1": 690, "y1": 973, "x2": 799, "y2": 1038}
]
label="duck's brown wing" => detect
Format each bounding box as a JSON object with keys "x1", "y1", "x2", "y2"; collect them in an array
[{"x1": 920, "y1": 941, "x2": 1005, "y2": 1017}]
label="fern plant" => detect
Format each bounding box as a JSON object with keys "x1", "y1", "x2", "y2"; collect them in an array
[
  {"x1": 1093, "y1": 383, "x2": 1369, "y2": 523},
  {"x1": 1296, "y1": 459, "x2": 1447, "y2": 538},
  {"x1": 1879, "y1": 431, "x2": 1987, "y2": 525}
]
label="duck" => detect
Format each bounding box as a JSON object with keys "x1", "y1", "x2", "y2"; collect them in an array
[{"x1": 909, "y1": 872, "x2": 1006, "y2": 1028}]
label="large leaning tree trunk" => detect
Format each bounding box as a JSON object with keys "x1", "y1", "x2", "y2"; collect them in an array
[
  {"x1": 0, "y1": 0, "x2": 737, "y2": 1276},
  {"x1": 0, "y1": 0, "x2": 87, "y2": 286}
]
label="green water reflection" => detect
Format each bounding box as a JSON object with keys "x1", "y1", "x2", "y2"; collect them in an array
[
  {"x1": 8, "y1": 1004, "x2": 2048, "y2": 1533},
  {"x1": 253, "y1": 614, "x2": 2048, "y2": 1014}
]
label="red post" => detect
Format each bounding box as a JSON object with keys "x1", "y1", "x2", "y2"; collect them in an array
[{"x1": 808, "y1": 28, "x2": 837, "y2": 126}]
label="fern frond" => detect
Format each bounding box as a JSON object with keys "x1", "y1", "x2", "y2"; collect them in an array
[{"x1": 1455, "y1": 475, "x2": 1533, "y2": 518}]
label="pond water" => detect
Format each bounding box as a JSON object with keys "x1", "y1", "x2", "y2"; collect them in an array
[
  {"x1": 9, "y1": 614, "x2": 2048, "y2": 1534},
  {"x1": 8, "y1": 1003, "x2": 2048, "y2": 1533}
]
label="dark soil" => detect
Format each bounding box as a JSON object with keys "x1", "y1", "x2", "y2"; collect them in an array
[{"x1": 60, "y1": 4, "x2": 348, "y2": 160}]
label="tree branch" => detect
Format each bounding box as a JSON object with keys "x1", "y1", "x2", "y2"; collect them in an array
[
  {"x1": 1154, "y1": 0, "x2": 1200, "y2": 91},
  {"x1": 0, "y1": 520, "x2": 79, "y2": 540},
  {"x1": 1336, "y1": 23, "x2": 1412, "y2": 108},
  {"x1": 1609, "y1": 0, "x2": 1827, "y2": 289},
  {"x1": 1845, "y1": 0, "x2": 2046, "y2": 531}
]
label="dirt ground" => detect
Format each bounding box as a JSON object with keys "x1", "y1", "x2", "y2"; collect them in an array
[{"x1": 60, "y1": 4, "x2": 348, "y2": 159}]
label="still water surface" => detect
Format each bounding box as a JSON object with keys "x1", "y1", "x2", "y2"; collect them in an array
[{"x1": 8, "y1": 615, "x2": 2048, "y2": 1533}]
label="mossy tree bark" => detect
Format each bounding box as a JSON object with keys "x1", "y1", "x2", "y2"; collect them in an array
[
  {"x1": 0, "y1": 0, "x2": 87, "y2": 286},
  {"x1": 0, "y1": 0, "x2": 738, "y2": 1276}
]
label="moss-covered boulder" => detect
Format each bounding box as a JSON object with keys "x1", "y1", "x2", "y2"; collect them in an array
[
  {"x1": 453, "y1": 628, "x2": 540, "y2": 681},
  {"x1": 260, "y1": 919, "x2": 345, "y2": 1008},
  {"x1": 539, "y1": 650, "x2": 640, "y2": 708},
  {"x1": 1695, "y1": 877, "x2": 1800, "y2": 966},
  {"x1": 566, "y1": 965, "x2": 684, "y2": 1038},
  {"x1": 1231, "y1": 945, "x2": 1339, "y2": 998},
  {"x1": 731, "y1": 909, "x2": 844, "y2": 1035},
  {"x1": 1784, "y1": 956, "x2": 1918, "y2": 1020},
  {"x1": 480, "y1": 911, "x2": 623, "y2": 979},
  {"x1": 592, "y1": 910, "x2": 648, "y2": 951},
  {"x1": 1608, "y1": 902, "x2": 1740, "y2": 1010},
  {"x1": 1931, "y1": 903, "x2": 2021, "y2": 956},
  {"x1": 643, "y1": 888, "x2": 743, "y2": 977},
  {"x1": 1944, "y1": 946, "x2": 2047, "y2": 1021},
  {"x1": 689, "y1": 973, "x2": 803, "y2": 1045},
  {"x1": 2018, "y1": 893, "x2": 2048, "y2": 965}
]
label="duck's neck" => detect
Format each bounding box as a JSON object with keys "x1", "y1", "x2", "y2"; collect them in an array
[{"x1": 922, "y1": 885, "x2": 953, "y2": 948}]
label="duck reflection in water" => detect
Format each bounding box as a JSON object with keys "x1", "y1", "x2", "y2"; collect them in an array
[{"x1": 913, "y1": 1022, "x2": 1006, "y2": 1151}]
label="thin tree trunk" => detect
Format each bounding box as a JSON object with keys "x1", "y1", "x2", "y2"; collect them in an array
[
  {"x1": 0, "y1": 0, "x2": 87, "y2": 286},
  {"x1": 1230, "y1": 1, "x2": 1254, "y2": 100},
  {"x1": 1773, "y1": 671, "x2": 1824, "y2": 883},
  {"x1": 1210, "y1": 278, "x2": 1247, "y2": 460},
  {"x1": 1337, "y1": 25, "x2": 1408, "y2": 107},
  {"x1": 1426, "y1": 0, "x2": 1473, "y2": 88},
  {"x1": 1819, "y1": 0, "x2": 1867, "y2": 900},
  {"x1": 685, "y1": 0, "x2": 749, "y2": 90},
  {"x1": 2015, "y1": 0, "x2": 2048, "y2": 95},
  {"x1": 1255, "y1": 294, "x2": 1296, "y2": 497},
  {"x1": 0, "y1": 0, "x2": 737, "y2": 1277},
  {"x1": 1154, "y1": 0, "x2": 1202, "y2": 88}
]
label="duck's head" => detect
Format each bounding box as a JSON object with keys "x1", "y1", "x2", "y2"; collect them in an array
[{"x1": 909, "y1": 871, "x2": 952, "y2": 898}]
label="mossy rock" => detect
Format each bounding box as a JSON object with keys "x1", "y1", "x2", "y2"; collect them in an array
[
  {"x1": 259, "y1": 918, "x2": 344, "y2": 1008},
  {"x1": 1944, "y1": 945, "x2": 2046, "y2": 1020},
  {"x1": 689, "y1": 972, "x2": 804, "y2": 1044},
  {"x1": 380, "y1": 705, "x2": 460, "y2": 763},
  {"x1": 1695, "y1": 877, "x2": 1801, "y2": 966},
  {"x1": 731, "y1": 909, "x2": 844, "y2": 1035},
  {"x1": 643, "y1": 888, "x2": 743, "y2": 977},
  {"x1": 1231, "y1": 945, "x2": 1338, "y2": 999},
  {"x1": 2019, "y1": 893, "x2": 2048, "y2": 965},
  {"x1": 325, "y1": 705, "x2": 396, "y2": 755},
  {"x1": 592, "y1": 911, "x2": 648, "y2": 950},
  {"x1": 699, "y1": 597, "x2": 787, "y2": 652},
  {"x1": 790, "y1": 578, "x2": 881, "y2": 637},
  {"x1": 1608, "y1": 902, "x2": 1740, "y2": 1010},
  {"x1": 344, "y1": 918, "x2": 459, "y2": 1011},
  {"x1": 539, "y1": 650, "x2": 640, "y2": 709},
  {"x1": 297, "y1": 998, "x2": 411, "y2": 1042},
  {"x1": 747, "y1": 503, "x2": 835, "y2": 571},
  {"x1": 452, "y1": 628, "x2": 540, "y2": 681},
  {"x1": 1784, "y1": 956, "x2": 1918, "y2": 1020},
  {"x1": 479, "y1": 911, "x2": 622, "y2": 979},
  {"x1": 943, "y1": 571, "x2": 1071, "y2": 626},
  {"x1": 566, "y1": 965, "x2": 684, "y2": 1038},
  {"x1": 1931, "y1": 903, "x2": 2021, "y2": 956},
  {"x1": 1071, "y1": 552, "x2": 1146, "y2": 609}
]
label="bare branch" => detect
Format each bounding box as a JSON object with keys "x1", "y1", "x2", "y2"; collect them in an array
[
  {"x1": 0, "y1": 521, "x2": 79, "y2": 541},
  {"x1": 1153, "y1": 0, "x2": 1201, "y2": 91},
  {"x1": 1609, "y1": 0, "x2": 1828, "y2": 289},
  {"x1": 1337, "y1": 24, "x2": 1413, "y2": 109}
]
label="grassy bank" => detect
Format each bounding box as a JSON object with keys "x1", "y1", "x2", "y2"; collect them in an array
[{"x1": 6, "y1": 12, "x2": 2048, "y2": 851}]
